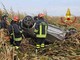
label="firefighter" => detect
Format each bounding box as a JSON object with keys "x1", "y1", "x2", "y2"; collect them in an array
[
  {"x1": 8, "y1": 16, "x2": 22, "y2": 49},
  {"x1": 34, "y1": 13, "x2": 48, "y2": 49},
  {"x1": 0, "y1": 14, "x2": 9, "y2": 29}
]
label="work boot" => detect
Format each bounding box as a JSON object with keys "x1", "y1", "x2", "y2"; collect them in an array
[
  {"x1": 41, "y1": 43, "x2": 45, "y2": 48},
  {"x1": 36, "y1": 44, "x2": 40, "y2": 49}
]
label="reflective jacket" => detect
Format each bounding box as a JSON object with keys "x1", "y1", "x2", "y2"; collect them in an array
[
  {"x1": 8, "y1": 22, "x2": 22, "y2": 41},
  {"x1": 34, "y1": 19, "x2": 48, "y2": 38}
]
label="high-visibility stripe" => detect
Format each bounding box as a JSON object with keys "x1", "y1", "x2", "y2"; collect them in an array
[
  {"x1": 34, "y1": 29, "x2": 38, "y2": 33},
  {"x1": 36, "y1": 35, "x2": 46, "y2": 38},
  {"x1": 14, "y1": 37, "x2": 22, "y2": 41},
  {"x1": 11, "y1": 26, "x2": 22, "y2": 41},
  {"x1": 10, "y1": 33, "x2": 13, "y2": 35},
  {"x1": 45, "y1": 26, "x2": 47, "y2": 34},
  {"x1": 36, "y1": 24, "x2": 47, "y2": 38},
  {"x1": 11, "y1": 32, "x2": 22, "y2": 41},
  {"x1": 40, "y1": 25, "x2": 42, "y2": 35},
  {"x1": 36, "y1": 47, "x2": 40, "y2": 49}
]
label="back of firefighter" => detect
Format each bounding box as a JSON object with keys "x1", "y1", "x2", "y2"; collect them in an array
[
  {"x1": 34, "y1": 13, "x2": 48, "y2": 49},
  {"x1": 8, "y1": 16, "x2": 22, "y2": 49}
]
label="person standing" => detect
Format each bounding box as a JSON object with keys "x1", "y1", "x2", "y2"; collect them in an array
[
  {"x1": 8, "y1": 16, "x2": 22, "y2": 49},
  {"x1": 0, "y1": 14, "x2": 9, "y2": 29},
  {"x1": 34, "y1": 13, "x2": 48, "y2": 49}
]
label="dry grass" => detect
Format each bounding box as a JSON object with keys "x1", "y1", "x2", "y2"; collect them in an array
[{"x1": 0, "y1": 9, "x2": 80, "y2": 60}]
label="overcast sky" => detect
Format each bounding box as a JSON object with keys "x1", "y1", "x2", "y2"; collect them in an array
[{"x1": 0, "y1": 0, "x2": 80, "y2": 16}]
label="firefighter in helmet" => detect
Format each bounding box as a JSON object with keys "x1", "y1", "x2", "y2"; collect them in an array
[
  {"x1": 34, "y1": 13, "x2": 48, "y2": 49},
  {"x1": 8, "y1": 16, "x2": 22, "y2": 49}
]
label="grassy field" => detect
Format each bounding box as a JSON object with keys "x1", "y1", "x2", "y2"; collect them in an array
[{"x1": 0, "y1": 9, "x2": 80, "y2": 60}]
